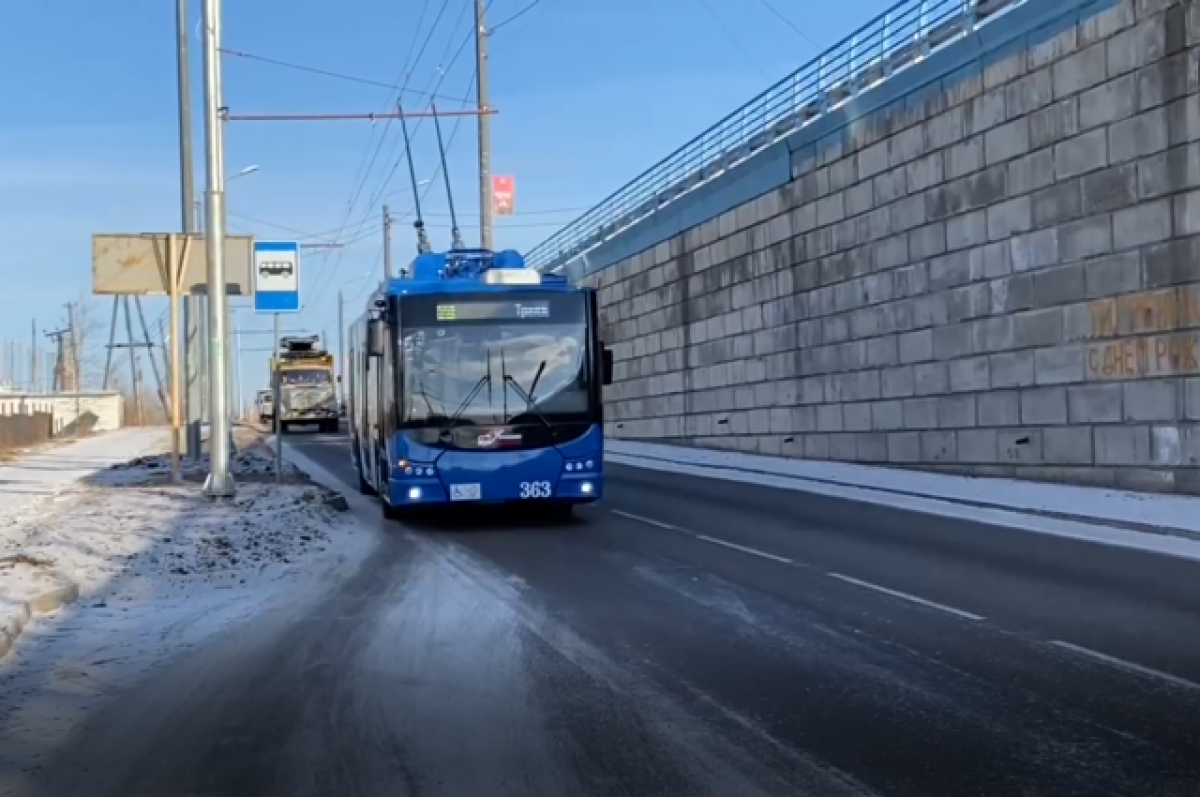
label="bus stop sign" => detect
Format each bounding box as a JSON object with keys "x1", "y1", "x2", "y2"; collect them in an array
[{"x1": 253, "y1": 241, "x2": 300, "y2": 313}]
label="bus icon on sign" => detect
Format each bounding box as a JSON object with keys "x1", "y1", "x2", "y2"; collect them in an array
[{"x1": 260, "y1": 260, "x2": 294, "y2": 277}]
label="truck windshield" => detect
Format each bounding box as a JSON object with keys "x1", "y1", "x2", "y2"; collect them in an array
[
  {"x1": 398, "y1": 293, "x2": 591, "y2": 428},
  {"x1": 280, "y1": 369, "x2": 331, "y2": 386}
]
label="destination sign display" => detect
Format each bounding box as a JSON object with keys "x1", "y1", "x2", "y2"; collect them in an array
[
  {"x1": 434, "y1": 301, "x2": 551, "y2": 322},
  {"x1": 400, "y1": 293, "x2": 584, "y2": 327}
]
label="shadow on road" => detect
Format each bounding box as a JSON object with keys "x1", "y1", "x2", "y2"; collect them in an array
[{"x1": 395, "y1": 505, "x2": 588, "y2": 535}]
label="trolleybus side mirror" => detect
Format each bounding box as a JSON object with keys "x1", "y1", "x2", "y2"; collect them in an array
[
  {"x1": 601, "y1": 345, "x2": 614, "y2": 386},
  {"x1": 367, "y1": 319, "x2": 385, "y2": 358}
]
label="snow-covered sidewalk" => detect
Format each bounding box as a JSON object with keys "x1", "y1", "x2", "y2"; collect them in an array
[
  {"x1": 0, "y1": 429, "x2": 167, "y2": 652},
  {"x1": 607, "y1": 440, "x2": 1200, "y2": 559},
  {"x1": 0, "y1": 429, "x2": 166, "y2": 525},
  {"x1": 0, "y1": 428, "x2": 363, "y2": 661},
  {"x1": 0, "y1": 430, "x2": 375, "y2": 792}
]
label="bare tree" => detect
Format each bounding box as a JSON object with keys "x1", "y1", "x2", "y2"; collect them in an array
[{"x1": 66, "y1": 295, "x2": 111, "y2": 390}]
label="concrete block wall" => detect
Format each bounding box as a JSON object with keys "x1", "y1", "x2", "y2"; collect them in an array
[
  {"x1": 586, "y1": 0, "x2": 1200, "y2": 493},
  {"x1": 0, "y1": 392, "x2": 123, "y2": 435}
]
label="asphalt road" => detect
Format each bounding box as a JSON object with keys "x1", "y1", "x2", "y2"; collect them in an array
[{"x1": 23, "y1": 427, "x2": 1200, "y2": 797}]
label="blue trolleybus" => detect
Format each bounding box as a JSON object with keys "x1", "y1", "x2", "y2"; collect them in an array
[{"x1": 346, "y1": 248, "x2": 613, "y2": 518}]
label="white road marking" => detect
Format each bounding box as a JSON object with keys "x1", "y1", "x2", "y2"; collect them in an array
[
  {"x1": 826, "y1": 572, "x2": 986, "y2": 621},
  {"x1": 611, "y1": 510, "x2": 794, "y2": 564},
  {"x1": 610, "y1": 509, "x2": 681, "y2": 531},
  {"x1": 693, "y1": 534, "x2": 794, "y2": 564},
  {"x1": 1047, "y1": 640, "x2": 1200, "y2": 693},
  {"x1": 612, "y1": 509, "x2": 986, "y2": 618}
]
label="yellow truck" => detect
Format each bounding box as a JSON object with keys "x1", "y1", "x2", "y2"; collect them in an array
[{"x1": 272, "y1": 336, "x2": 338, "y2": 433}]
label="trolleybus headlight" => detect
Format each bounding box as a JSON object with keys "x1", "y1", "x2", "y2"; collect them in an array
[
  {"x1": 405, "y1": 467, "x2": 414, "y2": 475},
  {"x1": 580, "y1": 482, "x2": 594, "y2": 494},
  {"x1": 408, "y1": 487, "x2": 422, "y2": 500},
  {"x1": 585, "y1": 460, "x2": 594, "y2": 469}
]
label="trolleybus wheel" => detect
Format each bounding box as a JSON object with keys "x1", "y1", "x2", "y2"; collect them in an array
[
  {"x1": 381, "y1": 498, "x2": 404, "y2": 521},
  {"x1": 540, "y1": 503, "x2": 575, "y2": 521}
]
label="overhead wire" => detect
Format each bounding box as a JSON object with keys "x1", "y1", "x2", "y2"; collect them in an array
[
  {"x1": 695, "y1": 0, "x2": 771, "y2": 79},
  {"x1": 331, "y1": 64, "x2": 477, "y2": 311},
  {"x1": 752, "y1": 0, "x2": 822, "y2": 50},
  {"x1": 309, "y1": 0, "x2": 450, "y2": 287},
  {"x1": 218, "y1": 47, "x2": 473, "y2": 104},
  {"x1": 489, "y1": 0, "x2": 541, "y2": 33},
  {"x1": 226, "y1": 211, "x2": 384, "y2": 242},
  {"x1": 310, "y1": 2, "x2": 488, "y2": 300},
  {"x1": 360, "y1": 0, "x2": 474, "y2": 213},
  {"x1": 309, "y1": 0, "x2": 465, "y2": 299}
]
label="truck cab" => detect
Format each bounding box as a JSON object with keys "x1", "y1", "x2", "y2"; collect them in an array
[
  {"x1": 274, "y1": 336, "x2": 339, "y2": 433},
  {"x1": 255, "y1": 389, "x2": 274, "y2": 425}
]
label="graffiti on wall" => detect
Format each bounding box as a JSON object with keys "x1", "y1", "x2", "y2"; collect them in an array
[{"x1": 1085, "y1": 286, "x2": 1200, "y2": 380}]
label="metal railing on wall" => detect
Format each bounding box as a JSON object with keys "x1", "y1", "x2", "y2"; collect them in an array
[{"x1": 526, "y1": 0, "x2": 1022, "y2": 273}]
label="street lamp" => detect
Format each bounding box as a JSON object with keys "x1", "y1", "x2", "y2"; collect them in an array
[{"x1": 194, "y1": 165, "x2": 259, "y2": 231}]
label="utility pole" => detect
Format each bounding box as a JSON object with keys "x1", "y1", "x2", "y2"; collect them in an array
[
  {"x1": 194, "y1": 198, "x2": 209, "y2": 429},
  {"x1": 66, "y1": 302, "x2": 80, "y2": 391},
  {"x1": 475, "y1": 0, "x2": 493, "y2": 250},
  {"x1": 67, "y1": 302, "x2": 82, "y2": 435},
  {"x1": 201, "y1": 0, "x2": 235, "y2": 497},
  {"x1": 231, "y1": 307, "x2": 242, "y2": 421},
  {"x1": 177, "y1": 0, "x2": 203, "y2": 460},
  {"x1": 382, "y1": 204, "x2": 394, "y2": 280},
  {"x1": 45, "y1": 324, "x2": 71, "y2": 392},
  {"x1": 30, "y1": 320, "x2": 38, "y2": 394}
]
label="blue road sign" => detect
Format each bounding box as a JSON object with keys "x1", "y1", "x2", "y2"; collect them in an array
[{"x1": 253, "y1": 241, "x2": 301, "y2": 313}]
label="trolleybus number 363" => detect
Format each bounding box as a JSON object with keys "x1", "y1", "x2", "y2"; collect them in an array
[{"x1": 519, "y1": 481, "x2": 552, "y2": 499}]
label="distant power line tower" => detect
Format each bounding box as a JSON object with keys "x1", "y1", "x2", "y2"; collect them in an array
[
  {"x1": 101, "y1": 296, "x2": 167, "y2": 424},
  {"x1": 44, "y1": 322, "x2": 72, "y2": 392}
]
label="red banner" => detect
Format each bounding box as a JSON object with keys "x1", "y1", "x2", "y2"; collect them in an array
[{"x1": 492, "y1": 175, "x2": 515, "y2": 217}]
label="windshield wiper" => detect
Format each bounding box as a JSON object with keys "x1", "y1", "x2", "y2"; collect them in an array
[
  {"x1": 438, "y1": 373, "x2": 490, "y2": 437},
  {"x1": 503, "y1": 359, "x2": 554, "y2": 433},
  {"x1": 437, "y1": 348, "x2": 493, "y2": 437}
]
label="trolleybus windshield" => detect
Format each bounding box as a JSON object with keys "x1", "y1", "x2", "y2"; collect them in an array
[{"x1": 397, "y1": 293, "x2": 592, "y2": 430}]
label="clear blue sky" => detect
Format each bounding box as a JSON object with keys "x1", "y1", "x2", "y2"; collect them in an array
[{"x1": 0, "y1": 0, "x2": 890, "y2": 404}]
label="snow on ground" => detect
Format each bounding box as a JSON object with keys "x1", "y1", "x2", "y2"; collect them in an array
[
  {"x1": 0, "y1": 433, "x2": 377, "y2": 793},
  {"x1": 4, "y1": 452, "x2": 343, "y2": 597},
  {"x1": 0, "y1": 428, "x2": 165, "y2": 529}
]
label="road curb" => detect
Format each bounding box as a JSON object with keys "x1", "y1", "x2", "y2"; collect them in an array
[
  {"x1": 608, "y1": 451, "x2": 1200, "y2": 543},
  {"x1": 260, "y1": 438, "x2": 351, "y2": 511},
  {"x1": 0, "y1": 577, "x2": 81, "y2": 662}
]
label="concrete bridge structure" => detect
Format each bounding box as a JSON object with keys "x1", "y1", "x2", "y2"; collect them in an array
[{"x1": 531, "y1": 0, "x2": 1200, "y2": 493}]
